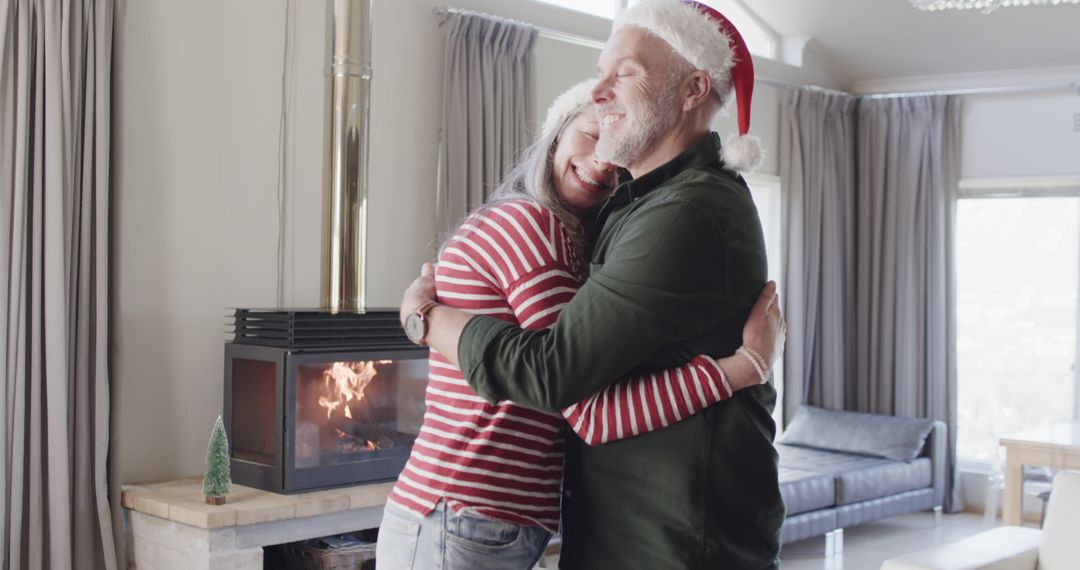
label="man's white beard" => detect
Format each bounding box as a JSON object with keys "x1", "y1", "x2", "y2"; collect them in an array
[{"x1": 596, "y1": 84, "x2": 682, "y2": 168}]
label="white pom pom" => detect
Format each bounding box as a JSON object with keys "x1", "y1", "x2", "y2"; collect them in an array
[{"x1": 721, "y1": 134, "x2": 764, "y2": 172}]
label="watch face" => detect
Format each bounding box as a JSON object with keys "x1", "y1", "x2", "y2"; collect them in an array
[{"x1": 404, "y1": 313, "x2": 425, "y2": 344}]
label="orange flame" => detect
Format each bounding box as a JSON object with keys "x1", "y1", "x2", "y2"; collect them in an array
[
  {"x1": 316, "y1": 361, "x2": 390, "y2": 419},
  {"x1": 332, "y1": 428, "x2": 380, "y2": 451}
]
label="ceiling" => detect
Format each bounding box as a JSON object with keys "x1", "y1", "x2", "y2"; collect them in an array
[{"x1": 745, "y1": 0, "x2": 1080, "y2": 85}]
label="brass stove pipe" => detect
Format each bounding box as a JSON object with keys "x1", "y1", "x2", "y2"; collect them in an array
[{"x1": 321, "y1": 0, "x2": 372, "y2": 313}]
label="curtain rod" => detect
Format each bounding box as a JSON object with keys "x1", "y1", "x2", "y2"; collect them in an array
[
  {"x1": 755, "y1": 77, "x2": 851, "y2": 96},
  {"x1": 756, "y1": 76, "x2": 1079, "y2": 99},
  {"x1": 434, "y1": 6, "x2": 606, "y2": 50},
  {"x1": 856, "y1": 81, "x2": 1080, "y2": 99},
  {"x1": 435, "y1": 6, "x2": 1080, "y2": 100}
]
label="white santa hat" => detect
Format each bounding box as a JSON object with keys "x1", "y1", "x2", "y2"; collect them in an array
[
  {"x1": 613, "y1": 0, "x2": 763, "y2": 172},
  {"x1": 540, "y1": 79, "x2": 598, "y2": 138}
]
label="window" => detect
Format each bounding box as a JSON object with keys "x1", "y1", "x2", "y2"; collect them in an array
[
  {"x1": 746, "y1": 174, "x2": 784, "y2": 428},
  {"x1": 534, "y1": 0, "x2": 619, "y2": 19},
  {"x1": 956, "y1": 191, "x2": 1080, "y2": 463}
]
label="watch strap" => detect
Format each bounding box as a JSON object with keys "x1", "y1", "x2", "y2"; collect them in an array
[{"x1": 415, "y1": 300, "x2": 439, "y2": 318}]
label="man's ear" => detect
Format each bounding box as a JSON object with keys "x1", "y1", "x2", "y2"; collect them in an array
[{"x1": 683, "y1": 70, "x2": 713, "y2": 112}]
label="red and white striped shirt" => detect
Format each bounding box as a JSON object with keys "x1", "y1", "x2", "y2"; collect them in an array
[{"x1": 387, "y1": 200, "x2": 735, "y2": 531}]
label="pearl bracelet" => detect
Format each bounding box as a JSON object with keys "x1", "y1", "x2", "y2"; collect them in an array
[
  {"x1": 740, "y1": 346, "x2": 769, "y2": 372},
  {"x1": 736, "y1": 346, "x2": 769, "y2": 385}
]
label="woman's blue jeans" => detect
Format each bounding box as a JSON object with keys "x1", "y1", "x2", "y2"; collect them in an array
[{"x1": 375, "y1": 501, "x2": 551, "y2": 570}]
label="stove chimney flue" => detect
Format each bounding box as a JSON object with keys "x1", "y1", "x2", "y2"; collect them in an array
[{"x1": 321, "y1": 0, "x2": 372, "y2": 313}]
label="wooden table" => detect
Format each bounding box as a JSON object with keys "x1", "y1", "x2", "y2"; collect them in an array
[{"x1": 1000, "y1": 420, "x2": 1080, "y2": 525}]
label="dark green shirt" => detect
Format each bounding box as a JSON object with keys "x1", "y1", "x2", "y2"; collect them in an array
[{"x1": 459, "y1": 133, "x2": 784, "y2": 569}]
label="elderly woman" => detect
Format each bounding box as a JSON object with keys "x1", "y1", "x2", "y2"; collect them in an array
[{"x1": 375, "y1": 80, "x2": 783, "y2": 570}]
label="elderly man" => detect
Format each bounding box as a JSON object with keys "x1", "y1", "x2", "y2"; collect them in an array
[{"x1": 399, "y1": 0, "x2": 784, "y2": 568}]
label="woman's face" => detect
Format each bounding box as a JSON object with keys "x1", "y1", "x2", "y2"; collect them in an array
[{"x1": 552, "y1": 112, "x2": 617, "y2": 218}]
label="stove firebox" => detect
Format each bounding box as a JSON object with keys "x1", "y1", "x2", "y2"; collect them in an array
[{"x1": 224, "y1": 309, "x2": 426, "y2": 493}]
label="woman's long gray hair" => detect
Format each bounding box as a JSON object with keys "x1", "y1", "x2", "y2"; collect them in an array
[{"x1": 438, "y1": 103, "x2": 593, "y2": 268}]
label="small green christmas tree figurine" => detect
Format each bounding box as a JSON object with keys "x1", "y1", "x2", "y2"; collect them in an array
[{"x1": 203, "y1": 415, "x2": 232, "y2": 505}]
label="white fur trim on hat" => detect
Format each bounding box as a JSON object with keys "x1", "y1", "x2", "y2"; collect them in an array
[
  {"x1": 613, "y1": 0, "x2": 735, "y2": 98},
  {"x1": 722, "y1": 133, "x2": 763, "y2": 172},
  {"x1": 541, "y1": 79, "x2": 597, "y2": 137}
]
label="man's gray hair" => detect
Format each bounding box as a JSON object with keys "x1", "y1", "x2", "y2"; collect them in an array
[{"x1": 665, "y1": 43, "x2": 724, "y2": 119}]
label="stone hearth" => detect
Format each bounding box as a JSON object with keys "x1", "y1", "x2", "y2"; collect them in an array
[{"x1": 121, "y1": 477, "x2": 392, "y2": 569}]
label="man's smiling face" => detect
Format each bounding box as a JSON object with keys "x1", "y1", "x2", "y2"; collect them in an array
[{"x1": 591, "y1": 26, "x2": 684, "y2": 169}]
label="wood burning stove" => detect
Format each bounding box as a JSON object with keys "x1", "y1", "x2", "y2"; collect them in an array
[
  {"x1": 223, "y1": 309, "x2": 426, "y2": 493},
  {"x1": 222, "y1": 0, "x2": 413, "y2": 494}
]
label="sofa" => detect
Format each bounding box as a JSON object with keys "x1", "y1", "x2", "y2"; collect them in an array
[{"x1": 778, "y1": 406, "x2": 947, "y2": 546}]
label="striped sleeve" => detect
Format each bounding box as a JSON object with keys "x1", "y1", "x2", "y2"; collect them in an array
[{"x1": 560, "y1": 355, "x2": 734, "y2": 446}]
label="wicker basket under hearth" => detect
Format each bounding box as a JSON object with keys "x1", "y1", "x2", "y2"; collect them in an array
[{"x1": 265, "y1": 530, "x2": 377, "y2": 570}]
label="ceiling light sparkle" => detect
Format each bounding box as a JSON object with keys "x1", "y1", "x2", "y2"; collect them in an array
[{"x1": 909, "y1": 0, "x2": 1080, "y2": 12}]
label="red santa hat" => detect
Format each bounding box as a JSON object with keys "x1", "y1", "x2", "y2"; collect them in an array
[{"x1": 613, "y1": 0, "x2": 762, "y2": 172}]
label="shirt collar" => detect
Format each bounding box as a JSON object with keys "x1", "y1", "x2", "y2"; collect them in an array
[{"x1": 600, "y1": 132, "x2": 729, "y2": 212}]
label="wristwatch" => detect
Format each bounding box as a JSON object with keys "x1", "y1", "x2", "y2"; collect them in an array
[{"x1": 404, "y1": 301, "x2": 440, "y2": 346}]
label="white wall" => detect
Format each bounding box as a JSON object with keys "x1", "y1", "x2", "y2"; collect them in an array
[
  {"x1": 961, "y1": 90, "x2": 1080, "y2": 179},
  {"x1": 115, "y1": 0, "x2": 302, "y2": 485},
  {"x1": 114, "y1": 0, "x2": 840, "y2": 486},
  {"x1": 114, "y1": 0, "x2": 445, "y2": 485}
]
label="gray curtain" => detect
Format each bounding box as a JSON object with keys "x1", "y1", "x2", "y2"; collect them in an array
[
  {"x1": 780, "y1": 88, "x2": 858, "y2": 420},
  {"x1": 854, "y1": 95, "x2": 963, "y2": 512},
  {"x1": 1, "y1": 1, "x2": 118, "y2": 569},
  {"x1": 781, "y1": 89, "x2": 964, "y2": 511},
  {"x1": 436, "y1": 11, "x2": 537, "y2": 235}
]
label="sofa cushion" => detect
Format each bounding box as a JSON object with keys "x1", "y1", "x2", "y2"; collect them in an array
[
  {"x1": 776, "y1": 444, "x2": 932, "y2": 505},
  {"x1": 779, "y1": 405, "x2": 934, "y2": 461},
  {"x1": 836, "y1": 458, "x2": 931, "y2": 505},
  {"x1": 778, "y1": 466, "x2": 836, "y2": 515}
]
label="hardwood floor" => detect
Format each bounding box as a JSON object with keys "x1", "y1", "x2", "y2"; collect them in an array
[{"x1": 780, "y1": 511, "x2": 992, "y2": 569}]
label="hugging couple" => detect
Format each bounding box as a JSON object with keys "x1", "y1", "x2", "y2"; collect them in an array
[{"x1": 378, "y1": 1, "x2": 787, "y2": 568}]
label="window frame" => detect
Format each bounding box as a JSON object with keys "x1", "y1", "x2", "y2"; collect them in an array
[{"x1": 744, "y1": 172, "x2": 785, "y2": 429}]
